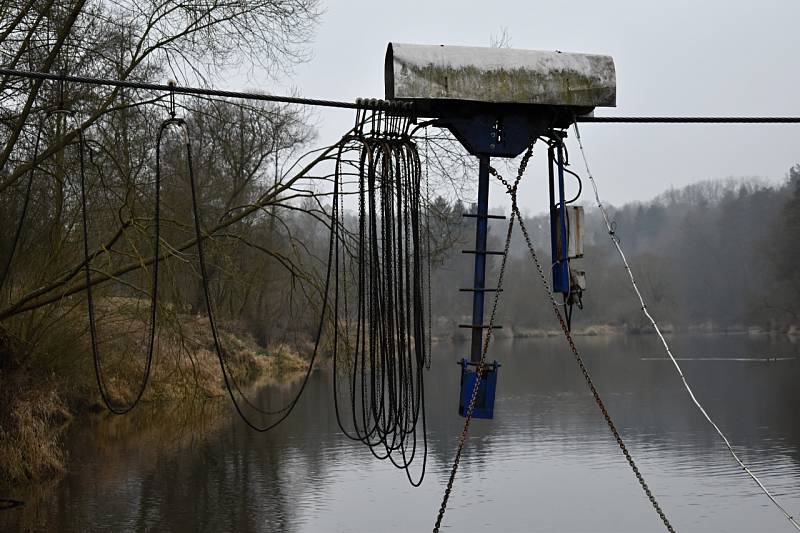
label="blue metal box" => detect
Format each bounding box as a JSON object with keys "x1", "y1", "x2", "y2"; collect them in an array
[{"x1": 458, "y1": 359, "x2": 500, "y2": 419}]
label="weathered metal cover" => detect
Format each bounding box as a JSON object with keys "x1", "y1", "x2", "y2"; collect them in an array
[{"x1": 385, "y1": 43, "x2": 616, "y2": 108}]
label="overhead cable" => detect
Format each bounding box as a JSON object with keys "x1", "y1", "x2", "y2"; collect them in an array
[{"x1": 2, "y1": 68, "x2": 800, "y2": 123}]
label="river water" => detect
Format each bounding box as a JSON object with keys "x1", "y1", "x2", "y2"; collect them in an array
[{"x1": 3, "y1": 334, "x2": 800, "y2": 532}]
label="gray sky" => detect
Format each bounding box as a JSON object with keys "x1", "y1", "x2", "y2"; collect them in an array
[{"x1": 247, "y1": 0, "x2": 800, "y2": 214}]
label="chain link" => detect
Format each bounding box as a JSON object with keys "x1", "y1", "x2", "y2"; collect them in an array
[
  {"x1": 492, "y1": 155, "x2": 676, "y2": 533},
  {"x1": 432, "y1": 146, "x2": 534, "y2": 532},
  {"x1": 433, "y1": 143, "x2": 675, "y2": 532}
]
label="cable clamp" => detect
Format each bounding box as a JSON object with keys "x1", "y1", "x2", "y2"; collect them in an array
[{"x1": 167, "y1": 80, "x2": 176, "y2": 119}]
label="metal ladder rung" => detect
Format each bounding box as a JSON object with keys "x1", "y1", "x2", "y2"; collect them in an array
[
  {"x1": 458, "y1": 288, "x2": 503, "y2": 292},
  {"x1": 462, "y1": 213, "x2": 506, "y2": 220},
  {"x1": 461, "y1": 250, "x2": 505, "y2": 255},
  {"x1": 458, "y1": 324, "x2": 503, "y2": 329}
]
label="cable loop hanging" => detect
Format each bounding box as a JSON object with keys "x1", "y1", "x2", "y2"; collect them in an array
[
  {"x1": 331, "y1": 111, "x2": 430, "y2": 486},
  {"x1": 80, "y1": 112, "x2": 161, "y2": 414},
  {"x1": 159, "y1": 113, "x2": 338, "y2": 432}
]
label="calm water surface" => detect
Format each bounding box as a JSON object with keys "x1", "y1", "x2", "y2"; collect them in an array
[{"x1": 4, "y1": 334, "x2": 800, "y2": 532}]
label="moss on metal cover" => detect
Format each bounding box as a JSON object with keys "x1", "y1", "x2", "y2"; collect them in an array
[{"x1": 386, "y1": 43, "x2": 616, "y2": 108}]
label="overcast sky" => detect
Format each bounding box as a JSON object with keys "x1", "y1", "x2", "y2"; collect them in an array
[{"x1": 243, "y1": 0, "x2": 800, "y2": 214}]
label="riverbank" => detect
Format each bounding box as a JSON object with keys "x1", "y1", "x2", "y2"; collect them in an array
[
  {"x1": 0, "y1": 308, "x2": 313, "y2": 489},
  {"x1": 4, "y1": 311, "x2": 796, "y2": 489},
  {"x1": 432, "y1": 320, "x2": 800, "y2": 341}
]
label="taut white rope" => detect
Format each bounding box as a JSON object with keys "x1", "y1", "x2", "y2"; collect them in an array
[{"x1": 572, "y1": 122, "x2": 800, "y2": 531}]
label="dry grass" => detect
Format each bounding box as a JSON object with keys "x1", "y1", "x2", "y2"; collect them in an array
[
  {"x1": 0, "y1": 383, "x2": 70, "y2": 485},
  {"x1": 0, "y1": 296, "x2": 314, "y2": 486}
]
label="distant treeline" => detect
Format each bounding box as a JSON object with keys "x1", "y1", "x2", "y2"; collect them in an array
[{"x1": 427, "y1": 165, "x2": 800, "y2": 336}]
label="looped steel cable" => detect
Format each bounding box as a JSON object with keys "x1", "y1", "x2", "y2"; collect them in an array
[
  {"x1": 159, "y1": 117, "x2": 336, "y2": 432},
  {"x1": 331, "y1": 109, "x2": 430, "y2": 485},
  {"x1": 80, "y1": 114, "x2": 163, "y2": 414}
]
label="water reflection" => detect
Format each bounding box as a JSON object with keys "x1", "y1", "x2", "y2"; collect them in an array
[{"x1": 3, "y1": 334, "x2": 799, "y2": 532}]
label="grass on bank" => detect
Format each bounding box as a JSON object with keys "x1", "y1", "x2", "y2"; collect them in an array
[{"x1": 0, "y1": 296, "x2": 313, "y2": 487}]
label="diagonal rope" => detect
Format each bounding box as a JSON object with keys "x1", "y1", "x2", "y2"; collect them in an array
[{"x1": 572, "y1": 122, "x2": 800, "y2": 531}]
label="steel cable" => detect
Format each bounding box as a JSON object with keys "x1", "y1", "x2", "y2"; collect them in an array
[
  {"x1": 164, "y1": 117, "x2": 334, "y2": 432},
  {"x1": 81, "y1": 114, "x2": 160, "y2": 414},
  {"x1": 0, "y1": 68, "x2": 410, "y2": 112},
  {"x1": 5, "y1": 67, "x2": 800, "y2": 124},
  {"x1": 0, "y1": 117, "x2": 41, "y2": 293},
  {"x1": 331, "y1": 111, "x2": 430, "y2": 485}
]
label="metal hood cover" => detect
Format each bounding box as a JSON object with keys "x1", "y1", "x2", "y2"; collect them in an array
[{"x1": 385, "y1": 43, "x2": 616, "y2": 108}]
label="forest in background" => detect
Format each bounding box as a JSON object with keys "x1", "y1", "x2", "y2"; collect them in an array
[{"x1": 427, "y1": 166, "x2": 800, "y2": 338}]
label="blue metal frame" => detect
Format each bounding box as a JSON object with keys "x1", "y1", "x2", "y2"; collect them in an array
[
  {"x1": 439, "y1": 114, "x2": 545, "y2": 158},
  {"x1": 469, "y1": 156, "x2": 491, "y2": 363},
  {"x1": 440, "y1": 116, "x2": 564, "y2": 420}
]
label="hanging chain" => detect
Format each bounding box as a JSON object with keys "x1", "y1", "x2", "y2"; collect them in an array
[
  {"x1": 432, "y1": 145, "x2": 534, "y2": 533},
  {"x1": 490, "y1": 158, "x2": 677, "y2": 533}
]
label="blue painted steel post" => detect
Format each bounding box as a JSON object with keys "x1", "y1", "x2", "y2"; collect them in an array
[
  {"x1": 549, "y1": 141, "x2": 570, "y2": 294},
  {"x1": 556, "y1": 143, "x2": 569, "y2": 291},
  {"x1": 470, "y1": 155, "x2": 491, "y2": 362}
]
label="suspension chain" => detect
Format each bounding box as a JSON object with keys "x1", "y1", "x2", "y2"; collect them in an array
[
  {"x1": 490, "y1": 162, "x2": 676, "y2": 533},
  {"x1": 432, "y1": 146, "x2": 534, "y2": 533}
]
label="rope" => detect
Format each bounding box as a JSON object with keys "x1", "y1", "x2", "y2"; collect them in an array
[
  {"x1": 432, "y1": 144, "x2": 534, "y2": 532},
  {"x1": 572, "y1": 122, "x2": 800, "y2": 531}
]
